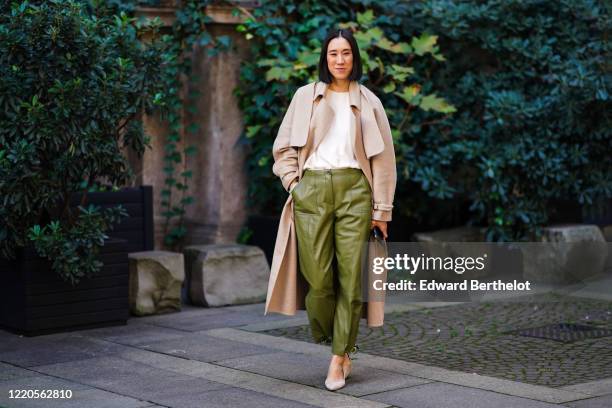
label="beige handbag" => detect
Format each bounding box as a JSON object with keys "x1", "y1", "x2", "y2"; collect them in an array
[{"x1": 361, "y1": 227, "x2": 388, "y2": 327}]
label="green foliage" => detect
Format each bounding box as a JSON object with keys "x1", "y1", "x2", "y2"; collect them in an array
[
  {"x1": 0, "y1": 0, "x2": 165, "y2": 283},
  {"x1": 236, "y1": 0, "x2": 611, "y2": 241},
  {"x1": 28, "y1": 205, "x2": 128, "y2": 285},
  {"x1": 236, "y1": 225, "x2": 254, "y2": 244},
  {"x1": 405, "y1": 0, "x2": 611, "y2": 240},
  {"x1": 235, "y1": 0, "x2": 455, "y2": 217}
]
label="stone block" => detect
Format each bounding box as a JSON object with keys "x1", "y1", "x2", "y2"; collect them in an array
[
  {"x1": 184, "y1": 244, "x2": 269, "y2": 307},
  {"x1": 522, "y1": 224, "x2": 608, "y2": 283},
  {"x1": 413, "y1": 226, "x2": 486, "y2": 243},
  {"x1": 413, "y1": 226, "x2": 491, "y2": 280},
  {"x1": 128, "y1": 251, "x2": 184, "y2": 316},
  {"x1": 603, "y1": 225, "x2": 612, "y2": 273},
  {"x1": 602, "y1": 225, "x2": 612, "y2": 242}
]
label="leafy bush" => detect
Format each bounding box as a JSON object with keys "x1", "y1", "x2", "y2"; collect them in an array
[
  {"x1": 28, "y1": 206, "x2": 127, "y2": 285},
  {"x1": 403, "y1": 0, "x2": 611, "y2": 240},
  {"x1": 236, "y1": 0, "x2": 611, "y2": 241},
  {"x1": 0, "y1": 0, "x2": 165, "y2": 283}
]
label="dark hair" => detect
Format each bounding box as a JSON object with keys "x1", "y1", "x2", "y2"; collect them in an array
[{"x1": 318, "y1": 29, "x2": 363, "y2": 83}]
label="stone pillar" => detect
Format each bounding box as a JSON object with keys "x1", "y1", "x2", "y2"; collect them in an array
[
  {"x1": 183, "y1": 22, "x2": 251, "y2": 246},
  {"x1": 133, "y1": 3, "x2": 254, "y2": 249}
]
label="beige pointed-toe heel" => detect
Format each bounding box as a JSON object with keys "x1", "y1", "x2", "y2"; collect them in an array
[{"x1": 325, "y1": 359, "x2": 346, "y2": 391}]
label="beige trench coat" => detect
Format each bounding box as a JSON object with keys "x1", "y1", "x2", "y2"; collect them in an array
[{"x1": 264, "y1": 80, "x2": 397, "y2": 327}]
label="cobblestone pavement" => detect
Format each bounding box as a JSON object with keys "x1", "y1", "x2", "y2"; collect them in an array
[{"x1": 263, "y1": 294, "x2": 612, "y2": 387}]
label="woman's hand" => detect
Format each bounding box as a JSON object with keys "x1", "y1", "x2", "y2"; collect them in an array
[{"x1": 371, "y1": 220, "x2": 388, "y2": 240}]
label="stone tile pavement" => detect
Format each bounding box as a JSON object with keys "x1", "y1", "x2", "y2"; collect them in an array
[
  {"x1": 0, "y1": 299, "x2": 611, "y2": 408},
  {"x1": 264, "y1": 293, "x2": 612, "y2": 387}
]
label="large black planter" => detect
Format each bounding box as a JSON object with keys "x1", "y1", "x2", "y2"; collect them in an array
[
  {"x1": 0, "y1": 185, "x2": 154, "y2": 336},
  {"x1": 0, "y1": 239, "x2": 129, "y2": 336}
]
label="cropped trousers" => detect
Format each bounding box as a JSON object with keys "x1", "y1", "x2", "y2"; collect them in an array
[{"x1": 291, "y1": 167, "x2": 372, "y2": 356}]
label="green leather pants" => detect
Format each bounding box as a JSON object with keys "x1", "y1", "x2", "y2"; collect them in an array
[{"x1": 291, "y1": 167, "x2": 372, "y2": 356}]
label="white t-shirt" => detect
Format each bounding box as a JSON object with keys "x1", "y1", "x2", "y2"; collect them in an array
[{"x1": 304, "y1": 90, "x2": 360, "y2": 170}]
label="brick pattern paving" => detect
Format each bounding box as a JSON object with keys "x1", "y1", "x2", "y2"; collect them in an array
[{"x1": 263, "y1": 294, "x2": 612, "y2": 387}]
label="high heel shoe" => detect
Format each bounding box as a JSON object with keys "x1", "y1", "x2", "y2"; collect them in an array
[
  {"x1": 325, "y1": 376, "x2": 345, "y2": 391},
  {"x1": 342, "y1": 353, "x2": 352, "y2": 380},
  {"x1": 325, "y1": 361, "x2": 345, "y2": 391}
]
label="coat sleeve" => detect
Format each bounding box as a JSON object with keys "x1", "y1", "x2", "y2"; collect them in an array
[
  {"x1": 272, "y1": 89, "x2": 300, "y2": 192},
  {"x1": 370, "y1": 96, "x2": 397, "y2": 222}
]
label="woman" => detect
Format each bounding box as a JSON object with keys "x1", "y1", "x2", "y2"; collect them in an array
[{"x1": 266, "y1": 28, "x2": 397, "y2": 391}]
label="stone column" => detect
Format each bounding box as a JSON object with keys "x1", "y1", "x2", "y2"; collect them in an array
[
  {"x1": 183, "y1": 21, "x2": 251, "y2": 245},
  {"x1": 133, "y1": 3, "x2": 254, "y2": 249}
]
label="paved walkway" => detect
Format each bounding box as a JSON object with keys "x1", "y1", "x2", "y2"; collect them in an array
[
  {"x1": 265, "y1": 294, "x2": 612, "y2": 387},
  {"x1": 1, "y1": 300, "x2": 611, "y2": 407}
]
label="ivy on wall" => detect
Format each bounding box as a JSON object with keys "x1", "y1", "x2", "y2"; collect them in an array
[
  {"x1": 155, "y1": 0, "x2": 231, "y2": 249},
  {"x1": 114, "y1": 0, "x2": 233, "y2": 249}
]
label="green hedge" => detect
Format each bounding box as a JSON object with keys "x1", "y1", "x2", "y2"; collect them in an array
[
  {"x1": 412, "y1": 0, "x2": 611, "y2": 240},
  {"x1": 236, "y1": 0, "x2": 611, "y2": 241}
]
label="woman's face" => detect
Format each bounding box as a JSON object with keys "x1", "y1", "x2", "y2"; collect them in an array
[{"x1": 326, "y1": 36, "x2": 353, "y2": 80}]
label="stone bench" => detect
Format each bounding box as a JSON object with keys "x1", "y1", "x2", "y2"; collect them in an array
[
  {"x1": 128, "y1": 251, "x2": 184, "y2": 316},
  {"x1": 184, "y1": 244, "x2": 269, "y2": 307}
]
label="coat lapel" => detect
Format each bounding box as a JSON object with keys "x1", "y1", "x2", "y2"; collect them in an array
[
  {"x1": 358, "y1": 84, "x2": 385, "y2": 158},
  {"x1": 311, "y1": 95, "x2": 334, "y2": 152}
]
